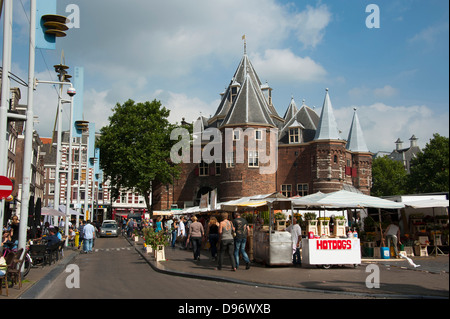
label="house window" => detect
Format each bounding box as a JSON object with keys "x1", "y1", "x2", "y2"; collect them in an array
[
  {"x1": 199, "y1": 161, "x2": 209, "y2": 176},
  {"x1": 334, "y1": 155, "x2": 338, "y2": 163},
  {"x1": 233, "y1": 130, "x2": 240, "y2": 141},
  {"x1": 215, "y1": 163, "x2": 221, "y2": 176},
  {"x1": 289, "y1": 128, "x2": 300, "y2": 143},
  {"x1": 49, "y1": 183, "x2": 55, "y2": 195},
  {"x1": 281, "y1": 184, "x2": 292, "y2": 197},
  {"x1": 226, "y1": 152, "x2": 235, "y2": 168},
  {"x1": 49, "y1": 168, "x2": 56, "y2": 179},
  {"x1": 297, "y1": 183, "x2": 309, "y2": 197},
  {"x1": 255, "y1": 129, "x2": 263, "y2": 141},
  {"x1": 248, "y1": 150, "x2": 259, "y2": 167}
]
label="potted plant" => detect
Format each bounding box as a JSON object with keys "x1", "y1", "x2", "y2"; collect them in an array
[
  {"x1": 333, "y1": 216, "x2": 346, "y2": 237},
  {"x1": 133, "y1": 229, "x2": 139, "y2": 242},
  {"x1": 147, "y1": 230, "x2": 171, "y2": 261},
  {"x1": 304, "y1": 212, "x2": 318, "y2": 236},
  {"x1": 318, "y1": 217, "x2": 330, "y2": 237},
  {"x1": 274, "y1": 212, "x2": 286, "y2": 231},
  {"x1": 143, "y1": 227, "x2": 154, "y2": 253}
]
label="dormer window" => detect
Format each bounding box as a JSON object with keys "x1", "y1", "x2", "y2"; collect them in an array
[
  {"x1": 230, "y1": 80, "x2": 240, "y2": 103},
  {"x1": 289, "y1": 128, "x2": 300, "y2": 144}
]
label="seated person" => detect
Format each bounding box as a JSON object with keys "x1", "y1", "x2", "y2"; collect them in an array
[{"x1": 45, "y1": 228, "x2": 60, "y2": 248}]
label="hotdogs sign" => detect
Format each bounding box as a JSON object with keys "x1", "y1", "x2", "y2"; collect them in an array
[{"x1": 316, "y1": 239, "x2": 353, "y2": 250}]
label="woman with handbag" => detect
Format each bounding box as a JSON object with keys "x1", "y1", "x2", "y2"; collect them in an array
[{"x1": 217, "y1": 213, "x2": 236, "y2": 271}]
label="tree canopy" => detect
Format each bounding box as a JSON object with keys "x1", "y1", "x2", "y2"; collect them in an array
[
  {"x1": 96, "y1": 99, "x2": 180, "y2": 217},
  {"x1": 371, "y1": 155, "x2": 408, "y2": 197},
  {"x1": 408, "y1": 133, "x2": 449, "y2": 193}
]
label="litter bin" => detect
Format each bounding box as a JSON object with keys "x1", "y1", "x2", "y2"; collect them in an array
[{"x1": 380, "y1": 246, "x2": 390, "y2": 259}]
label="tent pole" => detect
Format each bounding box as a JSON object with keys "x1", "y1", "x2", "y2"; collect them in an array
[{"x1": 378, "y1": 208, "x2": 385, "y2": 247}]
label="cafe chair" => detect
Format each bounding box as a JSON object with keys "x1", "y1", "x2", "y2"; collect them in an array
[
  {"x1": 29, "y1": 244, "x2": 50, "y2": 267},
  {"x1": 7, "y1": 248, "x2": 26, "y2": 290},
  {"x1": 0, "y1": 252, "x2": 16, "y2": 296}
]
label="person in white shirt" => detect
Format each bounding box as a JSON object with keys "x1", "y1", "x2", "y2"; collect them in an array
[
  {"x1": 385, "y1": 222, "x2": 401, "y2": 258},
  {"x1": 178, "y1": 216, "x2": 186, "y2": 249},
  {"x1": 83, "y1": 221, "x2": 96, "y2": 253},
  {"x1": 286, "y1": 217, "x2": 302, "y2": 266}
]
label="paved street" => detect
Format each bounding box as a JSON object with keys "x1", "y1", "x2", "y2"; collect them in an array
[
  {"x1": 36, "y1": 236, "x2": 363, "y2": 300},
  {"x1": 21, "y1": 235, "x2": 447, "y2": 302}
]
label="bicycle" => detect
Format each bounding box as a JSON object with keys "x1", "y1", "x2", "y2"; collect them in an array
[{"x1": 1, "y1": 242, "x2": 32, "y2": 278}]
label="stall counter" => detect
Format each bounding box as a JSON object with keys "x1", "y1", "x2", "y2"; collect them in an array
[{"x1": 302, "y1": 237, "x2": 361, "y2": 267}]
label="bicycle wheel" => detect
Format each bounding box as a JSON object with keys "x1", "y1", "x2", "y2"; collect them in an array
[{"x1": 22, "y1": 254, "x2": 32, "y2": 277}]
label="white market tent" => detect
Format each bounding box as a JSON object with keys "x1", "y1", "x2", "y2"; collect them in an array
[
  {"x1": 292, "y1": 190, "x2": 405, "y2": 209},
  {"x1": 59, "y1": 204, "x2": 84, "y2": 216},
  {"x1": 402, "y1": 199, "x2": 449, "y2": 208},
  {"x1": 41, "y1": 207, "x2": 65, "y2": 217}
]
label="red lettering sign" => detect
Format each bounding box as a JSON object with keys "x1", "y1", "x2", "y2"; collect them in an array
[{"x1": 316, "y1": 240, "x2": 352, "y2": 250}]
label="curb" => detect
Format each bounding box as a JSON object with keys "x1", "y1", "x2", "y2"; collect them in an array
[{"x1": 18, "y1": 250, "x2": 78, "y2": 299}]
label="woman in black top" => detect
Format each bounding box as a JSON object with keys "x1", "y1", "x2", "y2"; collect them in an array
[{"x1": 207, "y1": 216, "x2": 219, "y2": 261}]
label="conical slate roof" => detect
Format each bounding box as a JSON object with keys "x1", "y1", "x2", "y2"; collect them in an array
[
  {"x1": 283, "y1": 97, "x2": 298, "y2": 123},
  {"x1": 314, "y1": 89, "x2": 340, "y2": 140},
  {"x1": 346, "y1": 108, "x2": 369, "y2": 152},
  {"x1": 210, "y1": 53, "x2": 279, "y2": 128},
  {"x1": 222, "y1": 72, "x2": 275, "y2": 127}
]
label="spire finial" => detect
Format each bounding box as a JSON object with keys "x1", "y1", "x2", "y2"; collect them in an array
[{"x1": 242, "y1": 34, "x2": 247, "y2": 55}]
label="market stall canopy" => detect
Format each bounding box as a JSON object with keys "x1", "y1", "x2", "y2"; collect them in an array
[
  {"x1": 292, "y1": 190, "x2": 405, "y2": 209},
  {"x1": 402, "y1": 199, "x2": 449, "y2": 208},
  {"x1": 153, "y1": 211, "x2": 174, "y2": 216},
  {"x1": 41, "y1": 207, "x2": 65, "y2": 217},
  {"x1": 59, "y1": 205, "x2": 84, "y2": 216}
]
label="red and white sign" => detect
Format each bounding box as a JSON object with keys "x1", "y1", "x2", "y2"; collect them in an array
[
  {"x1": 302, "y1": 238, "x2": 361, "y2": 265},
  {"x1": 0, "y1": 175, "x2": 13, "y2": 199}
]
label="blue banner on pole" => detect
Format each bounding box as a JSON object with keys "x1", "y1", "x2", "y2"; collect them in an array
[{"x1": 35, "y1": 0, "x2": 57, "y2": 50}]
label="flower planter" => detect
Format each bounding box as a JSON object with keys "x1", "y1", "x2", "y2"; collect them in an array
[
  {"x1": 146, "y1": 246, "x2": 153, "y2": 254},
  {"x1": 318, "y1": 220, "x2": 330, "y2": 237},
  {"x1": 306, "y1": 220, "x2": 318, "y2": 236},
  {"x1": 154, "y1": 245, "x2": 166, "y2": 261},
  {"x1": 333, "y1": 220, "x2": 346, "y2": 237},
  {"x1": 134, "y1": 236, "x2": 139, "y2": 242},
  {"x1": 275, "y1": 220, "x2": 286, "y2": 231}
]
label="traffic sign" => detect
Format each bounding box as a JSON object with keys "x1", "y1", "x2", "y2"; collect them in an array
[{"x1": 0, "y1": 176, "x2": 13, "y2": 199}]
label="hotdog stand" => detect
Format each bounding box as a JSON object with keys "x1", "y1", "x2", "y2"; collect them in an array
[
  {"x1": 292, "y1": 190, "x2": 405, "y2": 268},
  {"x1": 221, "y1": 194, "x2": 293, "y2": 266}
]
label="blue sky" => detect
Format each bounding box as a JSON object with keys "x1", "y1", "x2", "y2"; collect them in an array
[{"x1": 2, "y1": 0, "x2": 449, "y2": 152}]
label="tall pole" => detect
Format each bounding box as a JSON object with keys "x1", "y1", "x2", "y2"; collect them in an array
[
  {"x1": 64, "y1": 95, "x2": 74, "y2": 246},
  {"x1": 0, "y1": 0, "x2": 12, "y2": 243},
  {"x1": 53, "y1": 88, "x2": 63, "y2": 225},
  {"x1": 18, "y1": 0, "x2": 36, "y2": 256}
]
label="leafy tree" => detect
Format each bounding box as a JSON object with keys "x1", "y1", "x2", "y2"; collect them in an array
[
  {"x1": 407, "y1": 133, "x2": 449, "y2": 193},
  {"x1": 371, "y1": 156, "x2": 408, "y2": 196},
  {"x1": 97, "y1": 99, "x2": 180, "y2": 218}
]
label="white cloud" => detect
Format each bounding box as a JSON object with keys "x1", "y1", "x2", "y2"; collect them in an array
[
  {"x1": 153, "y1": 91, "x2": 220, "y2": 125},
  {"x1": 292, "y1": 4, "x2": 332, "y2": 49},
  {"x1": 251, "y1": 49, "x2": 327, "y2": 83},
  {"x1": 348, "y1": 85, "x2": 398, "y2": 100},
  {"x1": 409, "y1": 23, "x2": 449, "y2": 45},
  {"x1": 334, "y1": 103, "x2": 449, "y2": 152}
]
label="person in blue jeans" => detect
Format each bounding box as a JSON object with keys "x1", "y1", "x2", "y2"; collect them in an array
[
  {"x1": 232, "y1": 212, "x2": 250, "y2": 270},
  {"x1": 83, "y1": 221, "x2": 96, "y2": 253}
]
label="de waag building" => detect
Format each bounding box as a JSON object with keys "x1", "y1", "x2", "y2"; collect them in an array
[{"x1": 152, "y1": 50, "x2": 373, "y2": 211}]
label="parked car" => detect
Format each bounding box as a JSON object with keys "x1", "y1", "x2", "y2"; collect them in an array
[{"x1": 99, "y1": 221, "x2": 119, "y2": 238}]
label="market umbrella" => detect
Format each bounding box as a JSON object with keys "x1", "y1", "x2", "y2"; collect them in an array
[
  {"x1": 41, "y1": 207, "x2": 65, "y2": 217},
  {"x1": 58, "y1": 205, "x2": 84, "y2": 216}
]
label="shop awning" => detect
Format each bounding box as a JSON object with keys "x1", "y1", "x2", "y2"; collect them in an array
[
  {"x1": 292, "y1": 190, "x2": 405, "y2": 209},
  {"x1": 41, "y1": 207, "x2": 65, "y2": 217},
  {"x1": 402, "y1": 199, "x2": 449, "y2": 208}
]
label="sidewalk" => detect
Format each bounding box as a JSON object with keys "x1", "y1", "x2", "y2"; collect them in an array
[
  {"x1": 1, "y1": 248, "x2": 78, "y2": 299},
  {"x1": 131, "y1": 237, "x2": 449, "y2": 299}
]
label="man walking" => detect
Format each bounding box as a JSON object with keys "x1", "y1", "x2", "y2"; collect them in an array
[
  {"x1": 287, "y1": 217, "x2": 302, "y2": 266},
  {"x1": 232, "y1": 212, "x2": 250, "y2": 270},
  {"x1": 83, "y1": 221, "x2": 96, "y2": 253}
]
